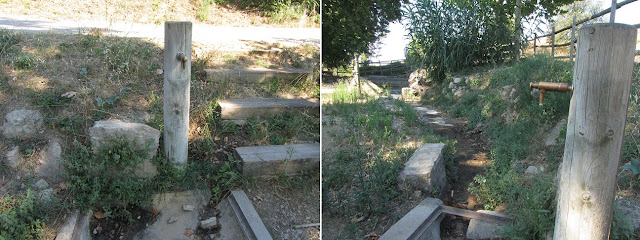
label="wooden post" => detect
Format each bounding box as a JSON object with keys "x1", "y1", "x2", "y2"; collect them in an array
[
  {"x1": 514, "y1": 0, "x2": 522, "y2": 61},
  {"x1": 551, "y1": 25, "x2": 555, "y2": 57},
  {"x1": 163, "y1": 21, "x2": 192, "y2": 166},
  {"x1": 610, "y1": 0, "x2": 616, "y2": 23},
  {"x1": 533, "y1": 34, "x2": 537, "y2": 55},
  {"x1": 353, "y1": 53, "x2": 361, "y2": 95},
  {"x1": 570, "y1": 16, "x2": 576, "y2": 62},
  {"x1": 554, "y1": 24, "x2": 637, "y2": 240}
]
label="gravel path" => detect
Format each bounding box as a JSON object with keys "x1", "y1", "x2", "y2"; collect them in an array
[{"x1": 0, "y1": 13, "x2": 320, "y2": 51}]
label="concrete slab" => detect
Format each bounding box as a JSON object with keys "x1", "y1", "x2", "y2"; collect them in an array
[
  {"x1": 466, "y1": 210, "x2": 510, "y2": 239},
  {"x1": 380, "y1": 198, "x2": 444, "y2": 240},
  {"x1": 133, "y1": 189, "x2": 211, "y2": 240},
  {"x1": 205, "y1": 68, "x2": 311, "y2": 83},
  {"x1": 218, "y1": 98, "x2": 320, "y2": 120},
  {"x1": 217, "y1": 190, "x2": 273, "y2": 240},
  {"x1": 398, "y1": 143, "x2": 447, "y2": 193},
  {"x1": 55, "y1": 210, "x2": 91, "y2": 240},
  {"x1": 235, "y1": 143, "x2": 320, "y2": 177}
]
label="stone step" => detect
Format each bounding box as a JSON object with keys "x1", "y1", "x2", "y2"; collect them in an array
[
  {"x1": 398, "y1": 143, "x2": 447, "y2": 193},
  {"x1": 205, "y1": 68, "x2": 311, "y2": 83},
  {"x1": 235, "y1": 143, "x2": 320, "y2": 177},
  {"x1": 362, "y1": 75, "x2": 408, "y2": 88},
  {"x1": 217, "y1": 189, "x2": 273, "y2": 240},
  {"x1": 380, "y1": 198, "x2": 444, "y2": 240},
  {"x1": 218, "y1": 98, "x2": 319, "y2": 120}
]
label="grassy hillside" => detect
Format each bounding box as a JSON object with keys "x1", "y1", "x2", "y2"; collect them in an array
[{"x1": 422, "y1": 55, "x2": 640, "y2": 239}]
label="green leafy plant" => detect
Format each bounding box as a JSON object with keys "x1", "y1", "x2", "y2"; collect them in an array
[
  {"x1": 0, "y1": 190, "x2": 47, "y2": 240},
  {"x1": 621, "y1": 158, "x2": 640, "y2": 179}
]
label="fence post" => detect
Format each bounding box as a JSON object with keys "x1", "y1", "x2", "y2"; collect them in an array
[
  {"x1": 570, "y1": 16, "x2": 576, "y2": 62},
  {"x1": 551, "y1": 25, "x2": 555, "y2": 57},
  {"x1": 353, "y1": 53, "x2": 361, "y2": 95},
  {"x1": 163, "y1": 21, "x2": 192, "y2": 166},
  {"x1": 610, "y1": 0, "x2": 616, "y2": 23},
  {"x1": 533, "y1": 34, "x2": 537, "y2": 55},
  {"x1": 553, "y1": 23, "x2": 637, "y2": 240}
]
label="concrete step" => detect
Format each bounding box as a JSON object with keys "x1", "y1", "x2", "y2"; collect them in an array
[
  {"x1": 398, "y1": 143, "x2": 447, "y2": 193},
  {"x1": 380, "y1": 198, "x2": 444, "y2": 240},
  {"x1": 362, "y1": 75, "x2": 408, "y2": 88},
  {"x1": 205, "y1": 68, "x2": 311, "y2": 83},
  {"x1": 217, "y1": 189, "x2": 273, "y2": 240},
  {"x1": 218, "y1": 98, "x2": 319, "y2": 120},
  {"x1": 235, "y1": 143, "x2": 320, "y2": 177}
]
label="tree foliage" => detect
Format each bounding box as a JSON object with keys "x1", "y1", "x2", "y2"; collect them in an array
[
  {"x1": 552, "y1": 0, "x2": 605, "y2": 43},
  {"x1": 322, "y1": 0, "x2": 406, "y2": 68},
  {"x1": 405, "y1": 0, "x2": 514, "y2": 82}
]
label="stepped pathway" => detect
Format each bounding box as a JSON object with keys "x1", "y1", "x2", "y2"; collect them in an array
[{"x1": 403, "y1": 100, "x2": 491, "y2": 239}]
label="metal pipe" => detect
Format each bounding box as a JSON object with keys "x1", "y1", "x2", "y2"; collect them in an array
[{"x1": 530, "y1": 82, "x2": 572, "y2": 105}]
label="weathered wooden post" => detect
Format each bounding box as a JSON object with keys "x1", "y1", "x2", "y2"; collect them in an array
[
  {"x1": 554, "y1": 23, "x2": 637, "y2": 239},
  {"x1": 570, "y1": 16, "x2": 576, "y2": 62},
  {"x1": 353, "y1": 53, "x2": 361, "y2": 95},
  {"x1": 610, "y1": 0, "x2": 617, "y2": 23},
  {"x1": 551, "y1": 25, "x2": 555, "y2": 57},
  {"x1": 164, "y1": 22, "x2": 192, "y2": 166}
]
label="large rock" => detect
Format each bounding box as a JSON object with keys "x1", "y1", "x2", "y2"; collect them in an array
[
  {"x1": 134, "y1": 189, "x2": 212, "y2": 240},
  {"x1": 616, "y1": 199, "x2": 640, "y2": 231},
  {"x1": 5, "y1": 146, "x2": 20, "y2": 168},
  {"x1": 408, "y1": 69, "x2": 429, "y2": 96},
  {"x1": 398, "y1": 143, "x2": 447, "y2": 193},
  {"x1": 89, "y1": 120, "x2": 160, "y2": 178},
  {"x1": 500, "y1": 85, "x2": 517, "y2": 102},
  {"x1": 466, "y1": 210, "x2": 509, "y2": 239},
  {"x1": 35, "y1": 139, "x2": 63, "y2": 182},
  {"x1": 1, "y1": 109, "x2": 43, "y2": 139}
]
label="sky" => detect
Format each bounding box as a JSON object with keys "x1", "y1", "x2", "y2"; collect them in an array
[{"x1": 369, "y1": 0, "x2": 640, "y2": 62}]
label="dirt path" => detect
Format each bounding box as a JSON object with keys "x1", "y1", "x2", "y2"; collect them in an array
[
  {"x1": 0, "y1": 13, "x2": 320, "y2": 51},
  {"x1": 408, "y1": 101, "x2": 490, "y2": 239}
]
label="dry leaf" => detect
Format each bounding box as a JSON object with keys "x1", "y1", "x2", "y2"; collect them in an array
[
  {"x1": 253, "y1": 196, "x2": 263, "y2": 202},
  {"x1": 93, "y1": 211, "x2": 105, "y2": 219},
  {"x1": 365, "y1": 232, "x2": 379, "y2": 240},
  {"x1": 184, "y1": 229, "x2": 194, "y2": 237},
  {"x1": 350, "y1": 216, "x2": 365, "y2": 223},
  {"x1": 61, "y1": 91, "x2": 77, "y2": 98},
  {"x1": 59, "y1": 182, "x2": 67, "y2": 190},
  {"x1": 152, "y1": 207, "x2": 158, "y2": 216}
]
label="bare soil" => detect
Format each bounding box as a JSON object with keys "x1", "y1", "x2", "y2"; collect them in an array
[{"x1": 245, "y1": 177, "x2": 320, "y2": 240}]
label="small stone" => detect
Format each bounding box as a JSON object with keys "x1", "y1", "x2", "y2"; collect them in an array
[
  {"x1": 448, "y1": 82, "x2": 455, "y2": 89},
  {"x1": 465, "y1": 78, "x2": 470, "y2": 85},
  {"x1": 167, "y1": 216, "x2": 178, "y2": 224},
  {"x1": 453, "y1": 78, "x2": 462, "y2": 84},
  {"x1": 525, "y1": 166, "x2": 539, "y2": 175},
  {"x1": 210, "y1": 234, "x2": 215, "y2": 239},
  {"x1": 199, "y1": 217, "x2": 218, "y2": 229},
  {"x1": 454, "y1": 89, "x2": 465, "y2": 97},
  {"x1": 183, "y1": 204, "x2": 195, "y2": 211},
  {"x1": 413, "y1": 190, "x2": 422, "y2": 199},
  {"x1": 156, "y1": 69, "x2": 163, "y2": 75},
  {"x1": 35, "y1": 179, "x2": 49, "y2": 189},
  {"x1": 5, "y1": 146, "x2": 21, "y2": 168},
  {"x1": 40, "y1": 188, "x2": 54, "y2": 201}
]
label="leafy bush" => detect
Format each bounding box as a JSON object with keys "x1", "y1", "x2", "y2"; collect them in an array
[
  {"x1": 405, "y1": 0, "x2": 513, "y2": 82},
  {"x1": 64, "y1": 139, "x2": 155, "y2": 220},
  {"x1": 0, "y1": 190, "x2": 47, "y2": 240}
]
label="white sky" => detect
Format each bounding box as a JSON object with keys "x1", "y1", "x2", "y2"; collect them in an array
[{"x1": 370, "y1": 0, "x2": 640, "y2": 62}]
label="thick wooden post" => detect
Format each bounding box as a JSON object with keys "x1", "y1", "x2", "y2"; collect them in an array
[
  {"x1": 570, "y1": 16, "x2": 576, "y2": 62},
  {"x1": 551, "y1": 26, "x2": 555, "y2": 57},
  {"x1": 353, "y1": 53, "x2": 361, "y2": 95},
  {"x1": 164, "y1": 22, "x2": 192, "y2": 165},
  {"x1": 554, "y1": 24, "x2": 637, "y2": 240}
]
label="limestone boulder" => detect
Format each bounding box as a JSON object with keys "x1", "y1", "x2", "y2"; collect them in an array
[
  {"x1": 398, "y1": 143, "x2": 447, "y2": 193},
  {"x1": 408, "y1": 69, "x2": 429, "y2": 96},
  {"x1": 1, "y1": 109, "x2": 43, "y2": 139},
  {"x1": 89, "y1": 120, "x2": 160, "y2": 178}
]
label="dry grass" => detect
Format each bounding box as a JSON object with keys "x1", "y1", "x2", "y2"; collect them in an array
[{"x1": 0, "y1": 0, "x2": 319, "y2": 27}]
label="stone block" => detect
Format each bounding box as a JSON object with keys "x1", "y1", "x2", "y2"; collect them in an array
[
  {"x1": 2, "y1": 109, "x2": 43, "y2": 139},
  {"x1": 466, "y1": 210, "x2": 509, "y2": 240},
  {"x1": 235, "y1": 143, "x2": 320, "y2": 177},
  {"x1": 398, "y1": 143, "x2": 447, "y2": 193},
  {"x1": 219, "y1": 98, "x2": 319, "y2": 120},
  {"x1": 89, "y1": 120, "x2": 160, "y2": 178},
  {"x1": 380, "y1": 198, "x2": 443, "y2": 240},
  {"x1": 134, "y1": 189, "x2": 212, "y2": 240}
]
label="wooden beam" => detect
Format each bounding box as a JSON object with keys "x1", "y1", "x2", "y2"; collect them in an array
[
  {"x1": 163, "y1": 21, "x2": 192, "y2": 165},
  {"x1": 554, "y1": 24, "x2": 637, "y2": 239}
]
